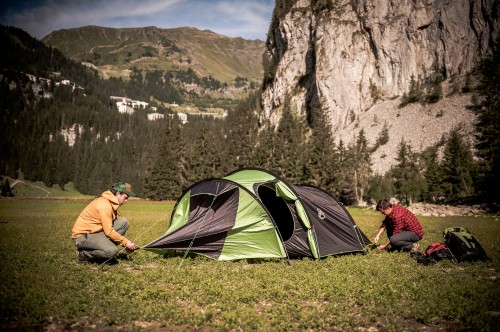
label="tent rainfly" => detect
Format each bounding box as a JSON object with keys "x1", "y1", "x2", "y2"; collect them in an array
[{"x1": 144, "y1": 168, "x2": 371, "y2": 260}]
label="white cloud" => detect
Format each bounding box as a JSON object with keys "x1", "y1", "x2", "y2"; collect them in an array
[{"x1": 212, "y1": 0, "x2": 274, "y2": 39}]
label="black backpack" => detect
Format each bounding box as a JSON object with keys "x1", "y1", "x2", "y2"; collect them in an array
[{"x1": 443, "y1": 227, "x2": 490, "y2": 263}]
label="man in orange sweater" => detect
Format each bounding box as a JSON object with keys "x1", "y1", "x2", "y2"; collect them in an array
[{"x1": 72, "y1": 182, "x2": 138, "y2": 263}]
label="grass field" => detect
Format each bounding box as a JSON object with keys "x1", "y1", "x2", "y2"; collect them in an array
[{"x1": 0, "y1": 198, "x2": 498, "y2": 331}]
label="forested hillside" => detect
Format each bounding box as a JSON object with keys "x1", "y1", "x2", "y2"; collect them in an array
[
  {"x1": 0, "y1": 25, "x2": 167, "y2": 195},
  {"x1": 1, "y1": 25, "x2": 499, "y2": 205},
  {"x1": 0, "y1": 25, "x2": 259, "y2": 198},
  {"x1": 42, "y1": 26, "x2": 263, "y2": 109}
]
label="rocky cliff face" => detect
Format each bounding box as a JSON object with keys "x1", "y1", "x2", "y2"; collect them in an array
[{"x1": 262, "y1": 0, "x2": 499, "y2": 146}]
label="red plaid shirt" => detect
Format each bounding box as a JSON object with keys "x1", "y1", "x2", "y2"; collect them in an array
[{"x1": 383, "y1": 205, "x2": 424, "y2": 238}]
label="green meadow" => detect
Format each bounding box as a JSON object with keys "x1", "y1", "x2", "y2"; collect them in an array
[{"x1": 0, "y1": 198, "x2": 498, "y2": 331}]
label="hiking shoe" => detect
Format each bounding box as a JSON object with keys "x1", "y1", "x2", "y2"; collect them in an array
[
  {"x1": 410, "y1": 242, "x2": 420, "y2": 253},
  {"x1": 76, "y1": 250, "x2": 89, "y2": 263}
]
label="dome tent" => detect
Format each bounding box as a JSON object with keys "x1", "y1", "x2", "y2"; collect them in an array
[{"x1": 144, "y1": 168, "x2": 371, "y2": 260}]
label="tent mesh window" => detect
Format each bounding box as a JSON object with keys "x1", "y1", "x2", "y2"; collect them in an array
[{"x1": 257, "y1": 184, "x2": 294, "y2": 241}]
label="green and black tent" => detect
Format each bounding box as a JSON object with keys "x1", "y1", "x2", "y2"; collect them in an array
[{"x1": 144, "y1": 168, "x2": 371, "y2": 260}]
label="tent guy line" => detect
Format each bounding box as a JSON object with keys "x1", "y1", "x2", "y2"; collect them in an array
[{"x1": 96, "y1": 211, "x2": 172, "y2": 269}]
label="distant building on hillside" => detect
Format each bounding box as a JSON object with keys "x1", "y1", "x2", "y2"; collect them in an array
[
  {"x1": 131, "y1": 101, "x2": 148, "y2": 109},
  {"x1": 57, "y1": 79, "x2": 83, "y2": 91},
  {"x1": 166, "y1": 112, "x2": 188, "y2": 124},
  {"x1": 110, "y1": 96, "x2": 149, "y2": 114},
  {"x1": 177, "y1": 112, "x2": 188, "y2": 124},
  {"x1": 147, "y1": 113, "x2": 164, "y2": 121},
  {"x1": 116, "y1": 101, "x2": 134, "y2": 114}
]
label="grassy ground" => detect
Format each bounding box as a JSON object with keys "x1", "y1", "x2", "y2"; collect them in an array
[
  {"x1": 0, "y1": 198, "x2": 498, "y2": 331},
  {"x1": 8, "y1": 180, "x2": 92, "y2": 198}
]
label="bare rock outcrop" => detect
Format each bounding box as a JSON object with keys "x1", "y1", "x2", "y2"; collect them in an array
[
  {"x1": 407, "y1": 202, "x2": 486, "y2": 217},
  {"x1": 261, "y1": 0, "x2": 499, "y2": 172},
  {"x1": 335, "y1": 93, "x2": 476, "y2": 174},
  {"x1": 368, "y1": 202, "x2": 488, "y2": 217}
]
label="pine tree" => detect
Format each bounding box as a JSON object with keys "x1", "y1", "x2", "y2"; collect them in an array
[
  {"x1": 188, "y1": 120, "x2": 222, "y2": 182},
  {"x1": 441, "y1": 130, "x2": 476, "y2": 198},
  {"x1": 372, "y1": 121, "x2": 389, "y2": 151},
  {"x1": 421, "y1": 145, "x2": 445, "y2": 202},
  {"x1": 273, "y1": 105, "x2": 306, "y2": 182},
  {"x1": 302, "y1": 108, "x2": 337, "y2": 192},
  {"x1": 253, "y1": 123, "x2": 277, "y2": 170},
  {"x1": 73, "y1": 122, "x2": 94, "y2": 194},
  {"x1": 367, "y1": 173, "x2": 395, "y2": 202},
  {"x1": 1, "y1": 179, "x2": 13, "y2": 197},
  {"x1": 343, "y1": 129, "x2": 372, "y2": 205},
  {"x1": 144, "y1": 118, "x2": 189, "y2": 200},
  {"x1": 390, "y1": 139, "x2": 426, "y2": 205},
  {"x1": 224, "y1": 95, "x2": 259, "y2": 172},
  {"x1": 400, "y1": 74, "x2": 421, "y2": 106},
  {"x1": 470, "y1": 40, "x2": 500, "y2": 202},
  {"x1": 334, "y1": 139, "x2": 350, "y2": 199}
]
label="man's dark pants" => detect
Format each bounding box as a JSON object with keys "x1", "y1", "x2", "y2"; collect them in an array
[
  {"x1": 74, "y1": 217, "x2": 129, "y2": 260},
  {"x1": 389, "y1": 231, "x2": 420, "y2": 251}
]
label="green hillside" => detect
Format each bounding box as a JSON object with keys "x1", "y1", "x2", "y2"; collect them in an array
[
  {"x1": 42, "y1": 25, "x2": 265, "y2": 84},
  {"x1": 2, "y1": 177, "x2": 89, "y2": 198}
]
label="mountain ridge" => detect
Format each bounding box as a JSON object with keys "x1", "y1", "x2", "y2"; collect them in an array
[{"x1": 42, "y1": 25, "x2": 265, "y2": 85}]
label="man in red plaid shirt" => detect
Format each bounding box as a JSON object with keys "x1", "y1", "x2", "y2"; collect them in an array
[{"x1": 374, "y1": 199, "x2": 424, "y2": 252}]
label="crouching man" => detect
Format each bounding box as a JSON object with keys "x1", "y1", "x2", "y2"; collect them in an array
[
  {"x1": 374, "y1": 199, "x2": 424, "y2": 252},
  {"x1": 71, "y1": 182, "x2": 138, "y2": 263}
]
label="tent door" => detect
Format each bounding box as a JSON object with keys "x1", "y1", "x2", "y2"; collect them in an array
[
  {"x1": 257, "y1": 185, "x2": 294, "y2": 240},
  {"x1": 257, "y1": 184, "x2": 313, "y2": 257}
]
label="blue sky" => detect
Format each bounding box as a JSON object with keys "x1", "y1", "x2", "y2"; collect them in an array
[{"x1": 0, "y1": 0, "x2": 275, "y2": 40}]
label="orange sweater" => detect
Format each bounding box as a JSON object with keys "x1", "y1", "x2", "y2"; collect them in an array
[{"x1": 71, "y1": 191, "x2": 129, "y2": 246}]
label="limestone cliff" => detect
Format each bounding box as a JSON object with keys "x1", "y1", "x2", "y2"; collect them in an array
[{"x1": 261, "y1": 0, "x2": 499, "y2": 172}]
